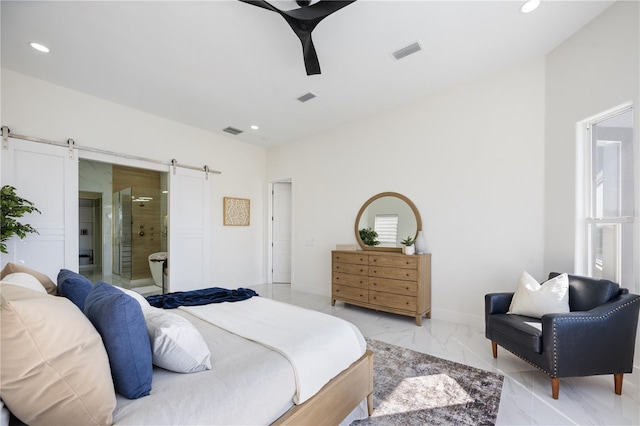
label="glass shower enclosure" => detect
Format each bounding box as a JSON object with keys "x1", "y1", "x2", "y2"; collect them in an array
[
  {"x1": 112, "y1": 188, "x2": 133, "y2": 279},
  {"x1": 112, "y1": 185, "x2": 167, "y2": 283}
]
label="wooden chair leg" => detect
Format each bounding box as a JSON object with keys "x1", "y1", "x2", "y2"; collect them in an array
[
  {"x1": 614, "y1": 373, "x2": 623, "y2": 395},
  {"x1": 551, "y1": 378, "x2": 560, "y2": 399},
  {"x1": 491, "y1": 341, "x2": 498, "y2": 358}
]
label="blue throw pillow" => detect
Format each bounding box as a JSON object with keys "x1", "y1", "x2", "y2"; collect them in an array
[
  {"x1": 57, "y1": 269, "x2": 94, "y2": 311},
  {"x1": 84, "y1": 281, "x2": 153, "y2": 399}
]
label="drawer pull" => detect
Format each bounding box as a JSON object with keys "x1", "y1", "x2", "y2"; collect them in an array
[{"x1": 360, "y1": 269, "x2": 364, "y2": 272}]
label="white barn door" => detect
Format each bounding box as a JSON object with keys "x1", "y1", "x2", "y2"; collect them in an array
[
  {"x1": 168, "y1": 166, "x2": 211, "y2": 291},
  {"x1": 0, "y1": 138, "x2": 78, "y2": 279}
]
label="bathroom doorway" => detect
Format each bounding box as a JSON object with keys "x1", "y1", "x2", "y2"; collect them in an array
[
  {"x1": 79, "y1": 159, "x2": 168, "y2": 295},
  {"x1": 79, "y1": 193, "x2": 102, "y2": 276}
]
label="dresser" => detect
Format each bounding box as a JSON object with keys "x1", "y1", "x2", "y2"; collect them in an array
[{"x1": 331, "y1": 250, "x2": 431, "y2": 326}]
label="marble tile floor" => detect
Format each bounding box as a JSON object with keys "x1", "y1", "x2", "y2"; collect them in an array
[
  {"x1": 79, "y1": 270, "x2": 163, "y2": 296},
  {"x1": 250, "y1": 283, "x2": 640, "y2": 426}
]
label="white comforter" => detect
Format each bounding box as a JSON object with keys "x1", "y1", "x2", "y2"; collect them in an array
[{"x1": 181, "y1": 296, "x2": 366, "y2": 404}]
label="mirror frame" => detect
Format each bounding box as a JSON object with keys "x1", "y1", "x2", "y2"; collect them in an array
[{"x1": 354, "y1": 192, "x2": 422, "y2": 252}]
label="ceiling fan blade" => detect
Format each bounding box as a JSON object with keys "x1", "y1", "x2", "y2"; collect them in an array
[
  {"x1": 284, "y1": 1, "x2": 356, "y2": 22},
  {"x1": 236, "y1": 0, "x2": 278, "y2": 13},
  {"x1": 299, "y1": 33, "x2": 321, "y2": 75},
  {"x1": 238, "y1": 0, "x2": 356, "y2": 75}
]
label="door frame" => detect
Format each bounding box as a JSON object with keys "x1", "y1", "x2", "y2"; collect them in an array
[
  {"x1": 80, "y1": 151, "x2": 169, "y2": 282},
  {"x1": 268, "y1": 179, "x2": 293, "y2": 284}
]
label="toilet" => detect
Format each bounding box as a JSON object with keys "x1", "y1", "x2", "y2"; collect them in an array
[{"x1": 148, "y1": 252, "x2": 167, "y2": 287}]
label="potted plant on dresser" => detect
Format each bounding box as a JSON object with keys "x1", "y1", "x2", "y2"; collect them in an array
[{"x1": 401, "y1": 235, "x2": 415, "y2": 255}]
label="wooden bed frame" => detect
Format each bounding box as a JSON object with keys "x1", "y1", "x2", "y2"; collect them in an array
[{"x1": 273, "y1": 350, "x2": 374, "y2": 425}]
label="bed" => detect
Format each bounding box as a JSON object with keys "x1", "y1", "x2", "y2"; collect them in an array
[{"x1": 0, "y1": 263, "x2": 374, "y2": 426}]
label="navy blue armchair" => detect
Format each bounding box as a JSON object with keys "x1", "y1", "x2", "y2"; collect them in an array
[{"x1": 485, "y1": 273, "x2": 640, "y2": 399}]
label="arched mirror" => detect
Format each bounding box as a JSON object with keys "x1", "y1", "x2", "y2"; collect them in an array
[{"x1": 354, "y1": 192, "x2": 422, "y2": 252}]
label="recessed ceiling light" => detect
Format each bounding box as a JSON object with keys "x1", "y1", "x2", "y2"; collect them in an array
[
  {"x1": 251, "y1": 125, "x2": 259, "y2": 130},
  {"x1": 30, "y1": 42, "x2": 50, "y2": 53},
  {"x1": 521, "y1": 0, "x2": 541, "y2": 14}
]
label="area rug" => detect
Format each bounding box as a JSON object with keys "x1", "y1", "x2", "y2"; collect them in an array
[{"x1": 352, "y1": 339, "x2": 503, "y2": 426}]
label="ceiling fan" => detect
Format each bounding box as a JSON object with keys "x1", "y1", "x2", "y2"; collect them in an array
[{"x1": 238, "y1": 0, "x2": 356, "y2": 75}]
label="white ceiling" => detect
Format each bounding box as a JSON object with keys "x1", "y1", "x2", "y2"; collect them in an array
[{"x1": 1, "y1": 0, "x2": 614, "y2": 147}]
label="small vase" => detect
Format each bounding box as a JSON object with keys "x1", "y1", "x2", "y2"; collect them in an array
[
  {"x1": 415, "y1": 231, "x2": 426, "y2": 254},
  {"x1": 403, "y1": 244, "x2": 415, "y2": 255}
]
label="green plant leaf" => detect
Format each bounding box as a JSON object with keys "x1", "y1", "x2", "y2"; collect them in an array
[{"x1": 1, "y1": 185, "x2": 41, "y2": 254}]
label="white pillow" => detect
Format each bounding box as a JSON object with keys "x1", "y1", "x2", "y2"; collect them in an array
[
  {"x1": 508, "y1": 271, "x2": 570, "y2": 318},
  {"x1": 1, "y1": 398, "x2": 10, "y2": 426},
  {"x1": 1, "y1": 272, "x2": 47, "y2": 293},
  {"x1": 143, "y1": 307, "x2": 212, "y2": 373},
  {"x1": 115, "y1": 286, "x2": 151, "y2": 309}
]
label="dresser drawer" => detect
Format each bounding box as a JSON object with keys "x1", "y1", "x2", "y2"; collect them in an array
[
  {"x1": 369, "y1": 277, "x2": 417, "y2": 296},
  {"x1": 333, "y1": 284, "x2": 368, "y2": 303},
  {"x1": 370, "y1": 291, "x2": 417, "y2": 311},
  {"x1": 332, "y1": 272, "x2": 368, "y2": 289},
  {"x1": 369, "y1": 265, "x2": 417, "y2": 281},
  {"x1": 332, "y1": 262, "x2": 369, "y2": 275},
  {"x1": 369, "y1": 255, "x2": 417, "y2": 269},
  {"x1": 331, "y1": 250, "x2": 431, "y2": 326},
  {"x1": 332, "y1": 252, "x2": 368, "y2": 265}
]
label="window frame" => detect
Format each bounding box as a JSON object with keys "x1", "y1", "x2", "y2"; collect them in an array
[{"x1": 576, "y1": 103, "x2": 634, "y2": 285}]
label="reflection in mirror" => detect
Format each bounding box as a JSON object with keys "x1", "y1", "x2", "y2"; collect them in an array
[{"x1": 355, "y1": 192, "x2": 422, "y2": 252}]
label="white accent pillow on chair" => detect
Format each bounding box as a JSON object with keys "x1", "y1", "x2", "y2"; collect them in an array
[{"x1": 508, "y1": 271, "x2": 570, "y2": 318}]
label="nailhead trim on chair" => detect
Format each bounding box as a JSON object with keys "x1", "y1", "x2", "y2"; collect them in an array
[
  {"x1": 496, "y1": 297, "x2": 640, "y2": 380},
  {"x1": 551, "y1": 298, "x2": 640, "y2": 376}
]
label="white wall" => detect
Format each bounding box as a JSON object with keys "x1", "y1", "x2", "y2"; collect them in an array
[
  {"x1": 544, "y1": 1, "x2": 639, "y2": 294},
  {"x1": 267, "y1": 59, "x2": 546, "y2": 325},
  {"x1": 1, "y1": 69, "x2": 268, "y2": 288}
]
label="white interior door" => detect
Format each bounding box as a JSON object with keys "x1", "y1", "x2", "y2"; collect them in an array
[
  {"x1": 168, "y1": 167, "x2": 211, "y2": 291},
  {"x1": 272, "y1": 182, "x2": 291, "y2": 283},
  {"x1": 1, "y1": 138, "x2": 78, "y2": 278}
]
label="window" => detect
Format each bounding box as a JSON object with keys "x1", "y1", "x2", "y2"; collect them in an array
[
  {"x1": 374, "y1": 214, "x2": 399, "y2": 247},
  {"x1": 578, "y1": 106, "x2": 634, "y2": 285}
]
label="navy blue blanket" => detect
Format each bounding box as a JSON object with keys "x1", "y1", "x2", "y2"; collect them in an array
[{"x1": 146, "y1": 287, "x2": 258, "y2": 309}]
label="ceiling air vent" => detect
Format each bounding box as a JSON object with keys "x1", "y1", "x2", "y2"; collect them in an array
[
  {"x1": 297, "y1": 92, "x2": 317, "y2": 103},
  {"x1": 391, "y1": 41, "x2": 423, "y2": 61},
  {"x1": 223, "y1": 126, "x2": 243, "y2": 135}
]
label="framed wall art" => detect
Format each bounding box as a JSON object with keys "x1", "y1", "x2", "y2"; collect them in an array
[{"x1": 223, "y1": 197, "x2": 250, "y2": 226}]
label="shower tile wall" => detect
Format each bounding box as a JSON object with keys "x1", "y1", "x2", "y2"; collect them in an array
[{"x1": 113, "y1": 165, "x2": 162, "y2": 280}]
